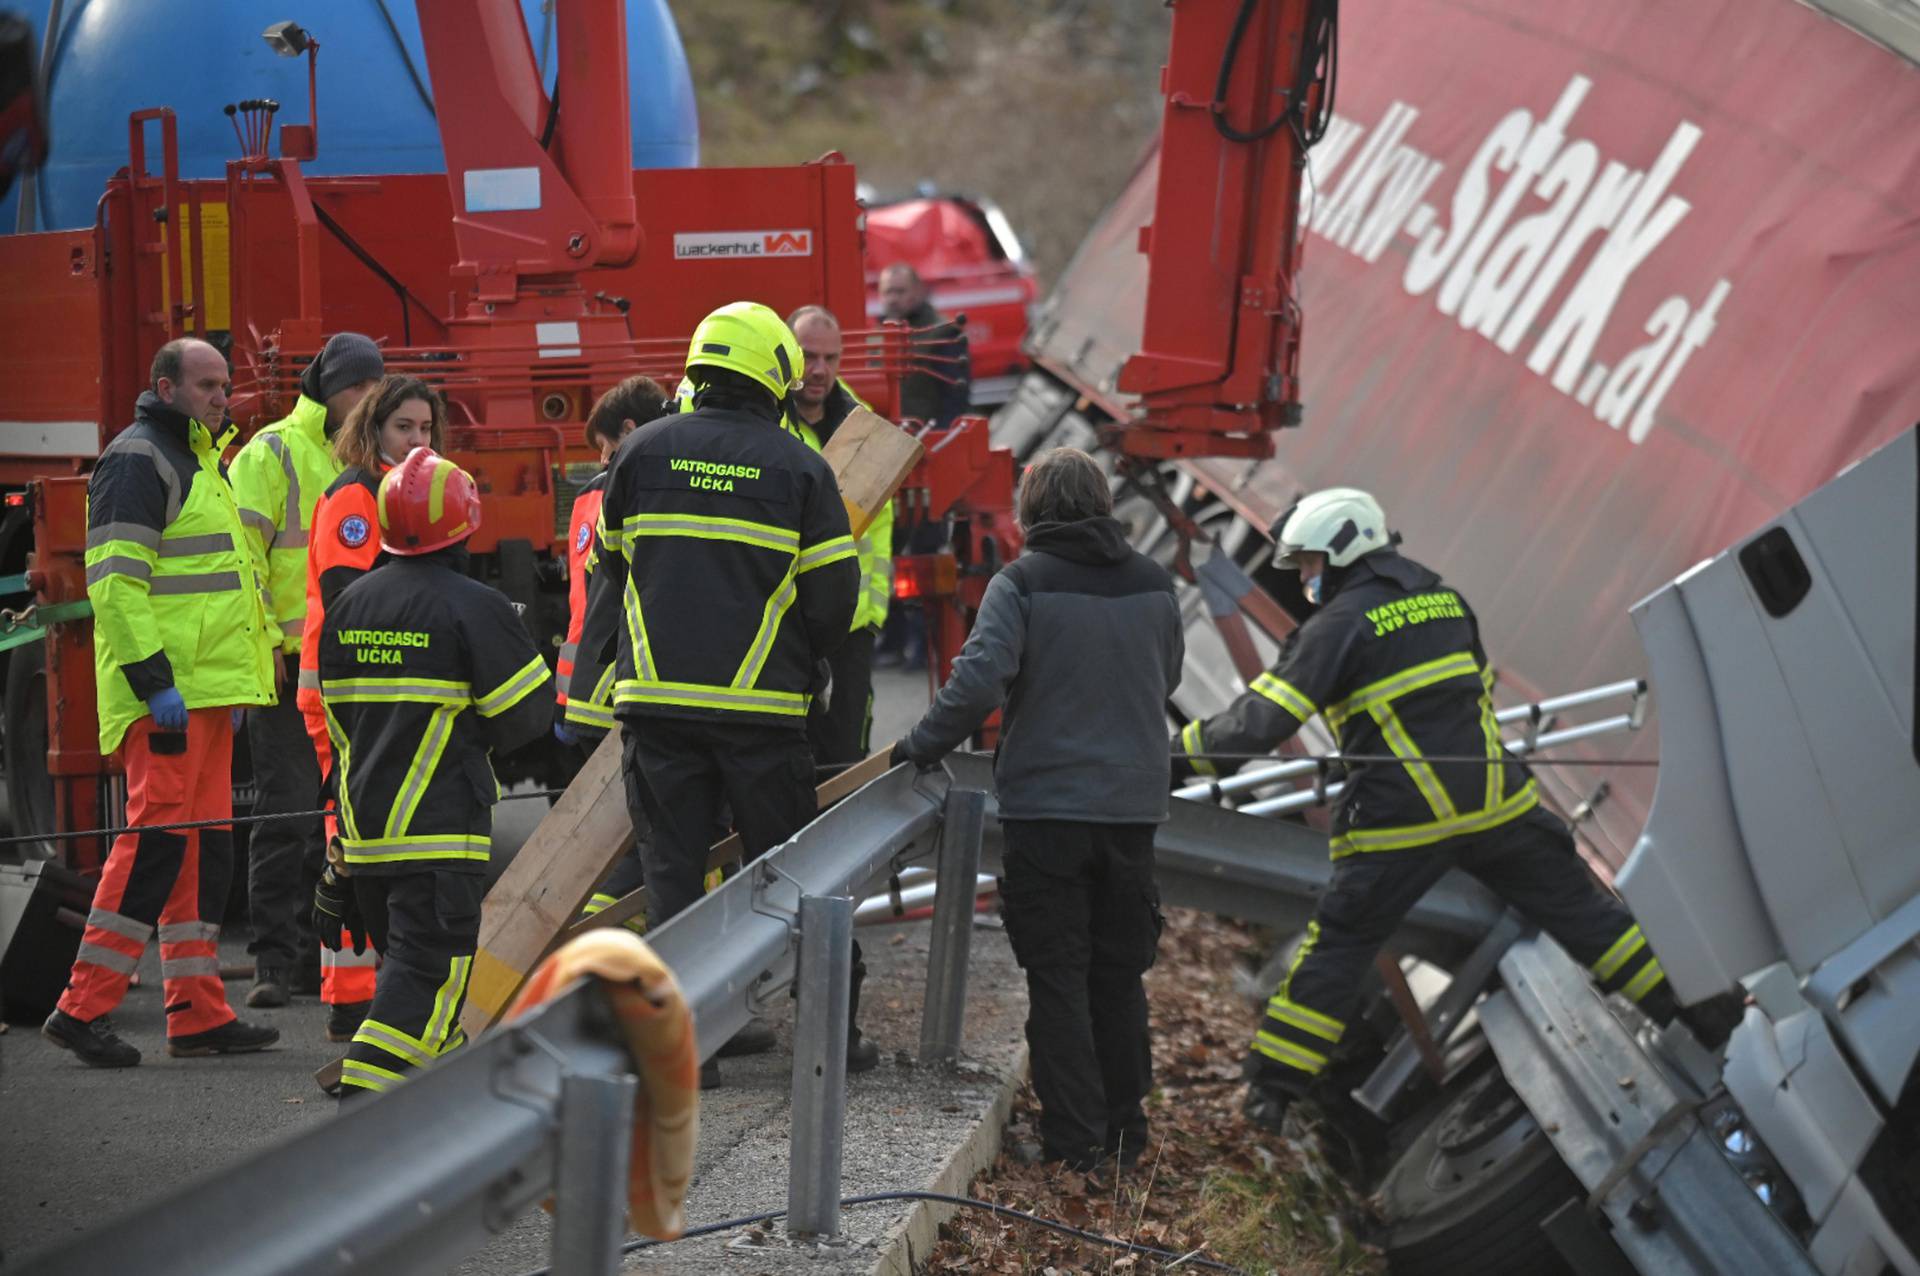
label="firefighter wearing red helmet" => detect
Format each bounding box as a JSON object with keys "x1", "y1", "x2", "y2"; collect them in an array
[{"x1": 313, "y1": 447, "x2": 554, "y2": 1100}]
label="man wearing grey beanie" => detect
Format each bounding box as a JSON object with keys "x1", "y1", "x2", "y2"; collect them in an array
[{"x1": 230, "y1": 332, "x2": 384, "y2": 1010}]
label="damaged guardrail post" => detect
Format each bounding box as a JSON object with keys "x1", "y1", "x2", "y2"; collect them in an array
[
  {"x1": 920, "y1": 785, "x2": 987, "y2": 1064},
  {"x1": 788, "y1": 892, "x2": 856, "y2": 1238},
  {"x1": 551, "y1": 1070, "x2": 638, "y2": 1274}
]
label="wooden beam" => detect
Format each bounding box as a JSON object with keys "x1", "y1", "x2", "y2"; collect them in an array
[
  {"x1": 461, "y1": 729, "x2": 635, "y2": 1033},
  {"x1": 821, "y1": 408, "x2": 923, "y2": 536}
]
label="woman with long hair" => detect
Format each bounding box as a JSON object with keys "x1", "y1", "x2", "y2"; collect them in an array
[{"x1": 296, "y1": 374, "x2": 445, "y2": 1045}]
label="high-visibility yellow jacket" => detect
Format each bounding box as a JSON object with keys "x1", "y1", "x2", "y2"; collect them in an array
[
  {"x1": 229, "y1": 394, "x2": 343, "y2": 654},
  {"x1": 85, "y1": 393, "x2": 276, "y2": 753},
  {"x1": 784, "y1": 381, "x2": 894, "y2": 632}
]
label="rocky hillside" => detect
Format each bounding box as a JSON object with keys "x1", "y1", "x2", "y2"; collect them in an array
[{"x1": 665, "y1": 0, "x2": 1170, "y2": 283}]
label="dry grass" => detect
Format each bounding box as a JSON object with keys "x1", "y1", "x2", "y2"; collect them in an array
[
  {"x1": 666, "y1": 0, "x2": 1169, "y2": 282},
  {"x1": 925, "y1": 909, "x2": 1385, "y2": 1275}
]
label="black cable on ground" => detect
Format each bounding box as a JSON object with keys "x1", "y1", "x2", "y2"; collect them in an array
[{"x1": 511, "y1": 1190, "x2": 1245, "y2": 1276}]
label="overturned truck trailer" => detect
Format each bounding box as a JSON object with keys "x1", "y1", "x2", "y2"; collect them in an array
[
  {"x1": 996, "y1": 0, "x2": 1920, "y2": 1272},
  {"x1": 997, "y1": 0, "x2": 1920, "y2": 870}
]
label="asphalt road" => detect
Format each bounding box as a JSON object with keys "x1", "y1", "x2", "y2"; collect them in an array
[{"x1": 1, "y1": 665, "x2": 948, "y2": 1271}]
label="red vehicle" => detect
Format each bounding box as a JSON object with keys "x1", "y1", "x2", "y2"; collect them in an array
[
  {"x1": 0, "y1": 0, "x2": 1316, "y2": 887},
  {"x1": 861, "y1": 192, "x2": 1040, "y2": 406},
  {"x1": 0, "y1": 8, "x2": 921, "y2": 877}
]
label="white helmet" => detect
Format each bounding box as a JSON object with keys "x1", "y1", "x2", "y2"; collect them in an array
[{"x1": 1272, "y1": 488, "x2": 1391, "y2": 569}]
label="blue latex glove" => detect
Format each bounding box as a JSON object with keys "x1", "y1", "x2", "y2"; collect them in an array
[
  {"x1": 553, "y1": 720, "x2": 578, "y2": 747},
  {"x1": 231, "y1": 707, "x2": 246, "y2": 732},
  {"x1": 147, "y1": 686, "x2": 188, "y2": 731}
]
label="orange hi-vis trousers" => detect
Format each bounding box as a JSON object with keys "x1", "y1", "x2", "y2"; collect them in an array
[
  {"x1": 300, "y1": 685, "x2": 377, "y2": 1006},
  {"x1": 57, "y1": 710, "x2": 240, "y2": 1038}
]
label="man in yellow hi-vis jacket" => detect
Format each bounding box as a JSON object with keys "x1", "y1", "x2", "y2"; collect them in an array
[
  {"x1": 230, "y1": 332, "x2": 384, "y2": 1008},
  {"x1": 43, "y1": 338, "x2": 280, "y2": 1068},
  {"x1": 785, "y1": 304, "x2": 894, "y2": 772}
]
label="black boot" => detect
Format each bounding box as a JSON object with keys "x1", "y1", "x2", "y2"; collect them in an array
[
  {"x1": 847, "y1": 960, "x2": 880, "y2": 1073},
  {"x1": 42, "y1": 1009, "x2": 141, "y2": 1068},
  {"x1": 1241, "y1": 1056, "x2": 1307, "y2": 1135}
]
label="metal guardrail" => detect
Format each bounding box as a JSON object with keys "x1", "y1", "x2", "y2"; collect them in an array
[
  {"x1": 946, "y1": 752, "x2": 1504, "y2": 960},
  {"x1": 19, "y1": 751, "x2": 1509, "y2": 1274},
  {"x1": 21, "y1": 980, "x2": 635, "y2": 1276}
]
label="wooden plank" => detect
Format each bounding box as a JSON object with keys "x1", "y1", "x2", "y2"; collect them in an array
[
  {"x1": 461, "y1": 728, "x2": 634, "y2": 1034},
  {"x1": 820, "y1": 408, "x2": 924, "y2": 536}
]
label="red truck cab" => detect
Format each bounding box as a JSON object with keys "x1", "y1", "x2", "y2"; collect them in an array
[{"x1": 862, "y1": 192, "x2": 1038, "y2": 408}]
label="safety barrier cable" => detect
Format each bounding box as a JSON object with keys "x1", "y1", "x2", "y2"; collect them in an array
[
  {"x1": 510, "y1": 1189, "x2": 1246, "y2": 1276},
  {"x1": 0, "y1": 787, "x2": 569, "y2": 849},
  {"x1": 0, "y1": 746, "x2": 1658, "y2": 850},
  {"x1": 1178, "y1": 750, "x2": 1658, "y2": 767}
]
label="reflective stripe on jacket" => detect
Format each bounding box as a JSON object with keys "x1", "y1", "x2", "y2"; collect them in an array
[
  {"x1": 576, "y1": 399, "x2": 859, "y2": 729},
  {"x1": 1173, "y1": 551, "x2": 1535, "y2": 857},
  {"x1": 85, "y1": 392, "x2": 275, "y2": 753},
  {"x1": 319, "y1": 552, "x2": 553, "y2": 874},
  {"x1": 783, "y1": 380, "x2": 894, "y2": 631},
  {"x1": 229, "y1": 394, "x2": 344, "y2": 653}
]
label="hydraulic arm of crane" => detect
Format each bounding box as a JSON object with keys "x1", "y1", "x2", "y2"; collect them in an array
[
  {"x1": 1118, "y1": 0, "x2": 1337, "y2": 459},
  {"x1": 415, "y1": 0, "x2": 641, "y2": 306}
]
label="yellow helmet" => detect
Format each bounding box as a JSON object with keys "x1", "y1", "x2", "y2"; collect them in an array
[
  {"x1": 672, "y1": 377, "x2": 695, "y2": 413},
  {"x1": 683, "y1": 301, "x2": 803, "y2": 402}
]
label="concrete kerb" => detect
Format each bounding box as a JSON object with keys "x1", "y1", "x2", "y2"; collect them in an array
[{"x1": 868, "y1": 1045, "x2": 1031, "y2": 1276}]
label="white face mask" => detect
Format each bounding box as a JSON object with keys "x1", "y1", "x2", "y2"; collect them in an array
[{"x1": 1304, "y1": 573, "x2": 1324, "y2": 606}]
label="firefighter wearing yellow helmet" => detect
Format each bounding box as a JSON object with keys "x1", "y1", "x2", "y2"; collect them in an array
[
  {"x1": 1173, "y1": 486, "x2": 1677, "y2": 1135},
  {"x1": 572, "y1": 301, "x2": 879, "y2": 1085}
]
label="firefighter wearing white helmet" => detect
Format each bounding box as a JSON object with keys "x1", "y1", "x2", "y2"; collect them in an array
[
  {"x1": 573, "y1": 301, "x2": 878, "y2": 1086},
  {"x1": 1172, "y1": 486, "x2": 1678, "y2": 1136}
]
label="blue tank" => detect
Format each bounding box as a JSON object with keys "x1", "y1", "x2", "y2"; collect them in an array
[{"x1": 1, "y1": 0, "x2": 699, "y2": 232}]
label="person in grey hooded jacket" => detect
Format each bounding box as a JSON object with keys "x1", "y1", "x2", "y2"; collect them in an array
[{"x1": 891, "y1": 447, "x2": 1183, "y2": 1170}]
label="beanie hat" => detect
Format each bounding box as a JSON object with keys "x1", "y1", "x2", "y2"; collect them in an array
[{"x1": 301, "y1": 332, "x2": 385, "y2": 404}]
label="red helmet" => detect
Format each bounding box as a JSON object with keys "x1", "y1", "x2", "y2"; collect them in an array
[{"x1": 377, "y1": 447, "x2": 481, "y2": 555}]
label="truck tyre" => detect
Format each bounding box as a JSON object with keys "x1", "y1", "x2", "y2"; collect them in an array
[
  {"x1": 2, "y1": 636, "x2": 57, "y2": 865},
  {"x1": 1378, "y1": 1067, "x2": 1578, "y2": 1276}
]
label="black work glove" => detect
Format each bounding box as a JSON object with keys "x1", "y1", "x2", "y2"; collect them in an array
[
  {"x1": 313, "y1": 864, "x2": 368, "y2": 955},
  {"x1": 888, "y1": 739, "x2": 913, "y2": 769}
]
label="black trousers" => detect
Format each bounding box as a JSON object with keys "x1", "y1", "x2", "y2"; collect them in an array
[
  {"x1": 808, "y1": 627, "x2": 877, "y2": 772},
  {"x1": 1252, "y1": 806, "x2": 1672, "y2": 1090},
  {"x1": 999, "y1": 819, "x2": 1163, "y2": 1168},
  {"x1": 340, "y1": 870, "x2": 484, "y2": 1097},
  {"x1": 245, "y1": 670, "x2": 325, "y2": 969},
  {"x1": 622, "y1": 717, "x2": 817, "y2": 929}
]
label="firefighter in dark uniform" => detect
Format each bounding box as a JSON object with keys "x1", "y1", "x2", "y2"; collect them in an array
[
  {"x1": 1172, "y1": 488, "x2": 1677, "y2": 1132},
  {"x1": 575, "y1": 301, "x2": 872, "y2": 1087},
  {"x1": 313, "y1": 448, "x2": 554, "y2": 1100}
]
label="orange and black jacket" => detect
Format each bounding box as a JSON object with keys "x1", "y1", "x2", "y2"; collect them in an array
[
  {"x1": 297, "y1": 466, "x2": 383, "y2": 703},
  {"x1": 319, "y1": 547, "x2": 553, "y2": 875},
  {"x1": 557, "y1": 470, "x2": 615, "y2": 732},
  {"x1": 1173, "y1": 551, "x2": 1537, "y2": 859}
]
